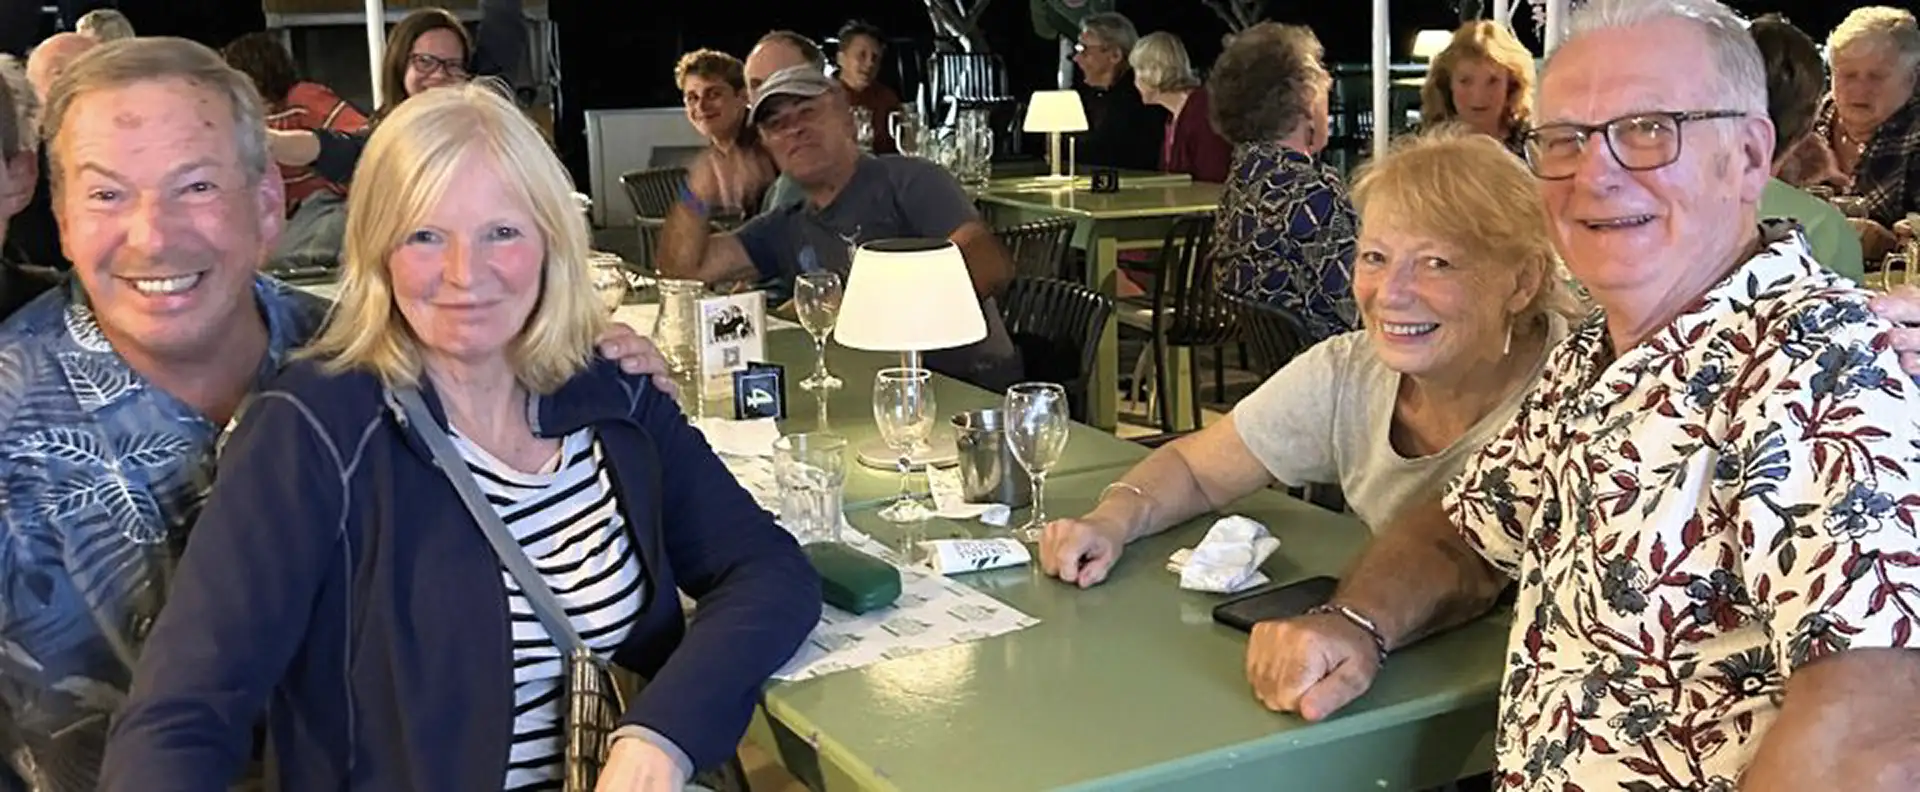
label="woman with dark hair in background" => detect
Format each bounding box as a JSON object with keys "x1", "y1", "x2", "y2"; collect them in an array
[{"x1": 835, "y1": 19, "x2": 901, "y2": 154}]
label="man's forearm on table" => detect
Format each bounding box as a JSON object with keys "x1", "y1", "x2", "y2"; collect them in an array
[
  {"x1": 1741, "y1": 648, "x2": 1920, "y2": 792},
  {"x1": 1335, "y1": 503, "x2": 1507, "y2": 651}
]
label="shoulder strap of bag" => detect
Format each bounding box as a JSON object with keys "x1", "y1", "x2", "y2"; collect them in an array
[{"x1": 394, "y1": 386, "x2": 587, "y2": 654}]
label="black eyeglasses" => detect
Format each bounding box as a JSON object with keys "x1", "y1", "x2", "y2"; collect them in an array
[
  {"x1": 1521, "y1": 110, "x2": 1747, "y2": 180},
  {"x1": 408, "y1": 52, "x2": 469, "y2": 80}
]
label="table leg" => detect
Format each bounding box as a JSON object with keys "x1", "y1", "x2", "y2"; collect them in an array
[{"x1": 1090, "y1": 236, "x2": 1119, "y2": 431}]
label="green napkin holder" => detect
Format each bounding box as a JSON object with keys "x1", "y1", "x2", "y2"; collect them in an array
[{"x1": 805, "y1": 542, "x2": 901, "y2": 615}]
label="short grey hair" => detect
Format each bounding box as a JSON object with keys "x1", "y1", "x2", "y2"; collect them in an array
[
  {"x1": 1555, "y1": 0, "x2": 1767, "y2": 116},
  {"x1": 42, "y1": 37, "x2": 269, "y2": 196},
  {"x1": 75, "y1": 9, "x2": 135, "y2": 42},
  {"x1": 1081, "y1": 13, "x2": 1139, "y2": 57},
  {"x1": 1828, "y1": 7, "x2": 1920, "y2": 75},
  {"x1": 1129, "y1": 32, "x2": 1200, "y2": 93},
  {"x1": 0, "y1": 55, "x2": 34, "y2": 156}
]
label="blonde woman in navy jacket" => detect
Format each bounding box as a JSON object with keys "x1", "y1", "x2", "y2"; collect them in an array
[{"x1": 100, "y1": 82, "x2": 820, "y2": 792}]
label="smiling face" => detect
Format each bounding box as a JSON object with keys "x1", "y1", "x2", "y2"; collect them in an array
[
  {"x1": 1830, "y1": 44, "x2": 1919, "y2": 134},
  {"x1": 837, "y1": 34, "x2": 882, "y2": 91},
  {"x1": 56, "y1": 77, "x2": 283, "y2": 365},
  {"x1": 1533, "y1": 18, "x2": 1770, "y2": 309},
  {"x1": 388, "y1": 151, "x2": 546, "y2": 368},
  {"x1": 756, "y1": 93, "x2": 857, "y2": 185},
  {"x1": 1450, "y1": 57, "x2": 1513, "y2": 137},
  {"x1": 1354, "y1": 215, "x2": 1531, "y2": 378},
  {"x1": 404, "y1": 27, "x2": 468, "y2": 98},
  {"x1": 682, "y1": 74, "x2": 746, "y2": 143}
]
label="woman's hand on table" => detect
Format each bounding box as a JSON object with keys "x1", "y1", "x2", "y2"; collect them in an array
[
  {"x1": 1870, "y1": 285, "x2": 1920, "y2": 377},
  {"x1": 1246, "y1": 614, "x2": 1382, "y2": 721},
  {"x1": 1039, "y1": 514, "x2": 1129, "y2": 588},
  {"x1": 594, "y1": 738, "x2": 686, "y2": 792},
  {"x1": 596, "y1": 324, "x2": 680, "y2": 398}
]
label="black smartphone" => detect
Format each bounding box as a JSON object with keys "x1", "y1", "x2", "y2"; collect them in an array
[{"x1": 1211, "y1": 576, "x2": 1340, "y2": 632}]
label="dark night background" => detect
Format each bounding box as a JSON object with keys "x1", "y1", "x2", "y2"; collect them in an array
[{"x1": 11, "y1": 0, "x2": 1875, "y2": 187}]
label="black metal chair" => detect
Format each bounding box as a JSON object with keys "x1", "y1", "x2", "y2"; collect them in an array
[
  {"x1": 1224, "y1": 292, "x2": 1315, "y2": 379},
  {"x1": 1127, "y1": 212, "x2": 1238, "y2": 435},
  {"x1": 999, "y1": 276, "x2": 1114, "y2": 424},
  {"x1": 996, "y1": 217, "x2": 1076, "y2": 280},
  {"x1": 620, "y1": 167, "x2": 688, "y2": 271}
]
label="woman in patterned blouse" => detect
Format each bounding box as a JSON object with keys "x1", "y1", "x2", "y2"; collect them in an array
[
  {"x1": 1205, "y1": 23, "x2": 1360, "y2": 344},
  {"x1": 1800, "y1": 7, "x2": 1920, "y2": 255},
  {"x1": 1417, "y1": 21, "x2": 1536, "y2": 154},
  {"x1": 1040, "y1": 129, "x2": 1582, "y2": 587}
]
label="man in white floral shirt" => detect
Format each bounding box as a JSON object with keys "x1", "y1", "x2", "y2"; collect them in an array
[{"x1": 1243, "y1": 1, "x2": 1920, "y2": 789}]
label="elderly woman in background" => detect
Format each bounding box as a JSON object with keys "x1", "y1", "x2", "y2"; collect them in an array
[
  {"x1": 1207, "y1": 22, "x2": 1358, "y2": 343},
  {"x1": 100, "y1": 83, "x2": 820, "y2": 791},
  {"x1": 1130, "y1": 31, "x2": 1232, "y2": 183},
  {"x1": 1418, "y1": 20, "x2": 1535, "y2": 152},
  {"x1": 678, "y1": 48, "x2": 776, "y2": 218},
  {"x1": 1807, "y1": 6, "x2": 1920, "y2": 254},
  {"x1": 1043, "y1": 130, "x2": 1579, "y2": 586},
  {"x1": 835, "y1": 20, "x2": 901, "y2": 154}
]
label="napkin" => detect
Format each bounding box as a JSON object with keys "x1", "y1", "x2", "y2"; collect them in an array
[
  {"x1": 1165, "y1": 515, "x2": 1281, "y2": 593},
  {"x1": 693, "y1": 417, "x2": 782, "y2": 458},
  {"x1": 927, "y1": 465, "x2": 1014, "y2": 526}
]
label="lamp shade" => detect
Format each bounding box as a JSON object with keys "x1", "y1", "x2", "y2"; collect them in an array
[
  {"x1": 1412, "y1": 29, "x2": 1453, "y2": 60},
  {"x1": 1022, "y1": 89, "x2": 1089, "y2": 134},
  {"x1": 835, "y1": 238, "x2": 987, "y2": 352}
]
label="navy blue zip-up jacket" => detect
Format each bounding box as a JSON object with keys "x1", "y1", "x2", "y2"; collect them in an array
[{"x1": 98, "y1": 357, "x2": 821, "y2": 791}]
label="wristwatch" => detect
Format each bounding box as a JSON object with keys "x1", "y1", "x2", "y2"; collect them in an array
[{"x1": 1307, "y1": 603, "x2": 1389, "y2": 665}]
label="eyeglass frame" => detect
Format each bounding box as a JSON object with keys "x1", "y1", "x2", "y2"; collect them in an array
[
  {"x1": 1520, "y1": 110, "x2": 1748, "y2": 180},
  {"x1": 407, "y1": 52, "x2": 470, "y2": 80}
]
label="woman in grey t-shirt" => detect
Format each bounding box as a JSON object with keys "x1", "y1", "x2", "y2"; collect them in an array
[{"x1": 1041, "y1": 130, "x2": 1584, "y2": 588}]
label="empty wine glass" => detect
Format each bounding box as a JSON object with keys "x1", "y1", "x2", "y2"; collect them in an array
[
  {"x1": 795, "y1": 272, "x2": 844, "y2": 392},
  {"x1": 1004, "y1": 382, "x2": 1070, "y2": 543},
  {"x1": 873, "y1": 368, "x2": 935, "y2": 523}
]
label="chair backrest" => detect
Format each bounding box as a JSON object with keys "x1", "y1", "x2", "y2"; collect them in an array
[
  {"x1": 996, "y1": 217, "x2": 1076, "y2": 280},
  {"x1": 927, "y1": 51, "x2": 1012, "y2": 117},
  {"x1": 1225, "y1": 292, "x2": 1314, "y2": 379},
  {"x1": 999, "y1": 276, "x2": 1114, "y2": 423},
  {"x1": 621, "y1": 167, "x2": 689, "y2": 221},
  {"x1": 1151, "y1": 212, "x2": 1238, "y2": 348}
]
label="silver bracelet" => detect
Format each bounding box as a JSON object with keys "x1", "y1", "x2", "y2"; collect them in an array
[{"x1": 1098, "y1": 481, "x2": 1155, "y2": 532}]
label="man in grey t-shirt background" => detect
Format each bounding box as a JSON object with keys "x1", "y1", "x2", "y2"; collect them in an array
[{"x1": 657, "y1": 65, "x2": 1022, "y2": 393}]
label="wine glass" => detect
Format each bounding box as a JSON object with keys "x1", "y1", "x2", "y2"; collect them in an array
[
  {"x1": 1004, "y1": 382, "x2": 1070, "y2": 542},
  {"x1": 795, "y1": 272, "x2": 844, "y2": 392},
  {"x1": 873, "y1": 368, "x2": 935, "y2": 523}
]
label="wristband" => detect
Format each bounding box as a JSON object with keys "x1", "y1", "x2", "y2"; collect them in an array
[
  {"x1": 678, "y1": 183, "x2": 709, "y2": 218},
  {"x1": 1307, "y1": 603, "x2": 1389, "y2": 666}
]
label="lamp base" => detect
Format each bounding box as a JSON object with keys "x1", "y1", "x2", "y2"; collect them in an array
[{"x1": 855, "y1": 430, "x2": 959, "y2": 471}]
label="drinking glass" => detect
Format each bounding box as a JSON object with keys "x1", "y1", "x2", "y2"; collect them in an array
[
  {"x1": 852, "y1": 106, "x2": 875, "y2": 151},
  {"x1": 1004, "y1": 382, "x2": 1070, "y2": 542},
  {"x1": 588, "y1": 252, "x2": 629, "y2": 314},
  {"x1": 873, "y1": 368, "x2": 935, "y2": 523},
  {"x1": 652, "y1": 279, "x2": 704, "y2": 418},
  {"x1": 772, "y1": 433, "x2": 849, "y2": 544},
  {"x1": 890, "y1": 108, "x2": 923, "y2": 157},
  {"x1": 794, "y1": 272, "x2": 844, "y2": 392}
]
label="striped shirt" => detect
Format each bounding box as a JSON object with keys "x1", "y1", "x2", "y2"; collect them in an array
[{"x1": 454, "y1": 428, "x2": 645, "y2": 792}]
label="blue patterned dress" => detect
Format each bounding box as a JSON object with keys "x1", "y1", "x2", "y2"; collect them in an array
[{"x1": 1212, "y1": 142, "x2": 1360, "y2": 343}]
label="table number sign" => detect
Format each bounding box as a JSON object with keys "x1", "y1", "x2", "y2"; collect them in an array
[{"x1": 1090, "y1": 168, "x2": 1120, "y2": 193}]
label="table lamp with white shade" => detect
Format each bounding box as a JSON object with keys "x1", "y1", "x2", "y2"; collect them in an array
[
  {"x1": 836, "y1": 237, "x2": 987, "y2": 469},
  {"x1": 1022, "y1": 89, "x2": 1090, "y2": 180},
  {"x1": 1412, "y1": 29, "x2": 1454, "y2": 60}
]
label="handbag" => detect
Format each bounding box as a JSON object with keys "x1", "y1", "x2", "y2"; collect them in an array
[{"x1": 395, "y1": 388, "x2": 625, "y2": 792}]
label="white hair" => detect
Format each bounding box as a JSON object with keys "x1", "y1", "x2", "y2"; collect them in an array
[
  {"x1": 1554, "y1": 0, "x2": 1768, "y2": 115},
  {"x1": 1828, "y1": 7, "x2": 1920, "y2": 75},
  {"x1": 1080, "y1": 13, "x2": 1139, "y2": 56}
]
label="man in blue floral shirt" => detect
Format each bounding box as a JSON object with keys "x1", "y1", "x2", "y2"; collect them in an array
[
  {"x1": 1241, "y1": 2, "x2": 1920, "y2": 790},
  {"x1": 0, "y1": 39, "x2": 669, "y2": 792}
]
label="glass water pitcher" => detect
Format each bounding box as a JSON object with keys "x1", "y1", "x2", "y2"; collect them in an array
[{"x1": 652, "y1": 279, "x2": 705, "y2": 417}]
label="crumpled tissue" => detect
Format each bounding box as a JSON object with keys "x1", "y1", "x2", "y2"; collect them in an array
[{"x1": 1165, "y1": 515, "x2": 1281, "y2": 593}]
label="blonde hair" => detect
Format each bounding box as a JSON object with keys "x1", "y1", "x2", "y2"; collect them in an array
[
  {"x1": 1350, "y1": 128, "x2": 1583, "y2": 325},
  {"x1": 305, "y1": 82, "x2": 605, "y2": 394},
  {"x1": 76, "y1": 9, "x2": 135, "y2": 42},
  {"x1": 1420, "y1": 21, "x2": 1537, "y2": 132},
  {"x1": 42, "y1": 37, "x2": 267, "y2": 201},
  {"x1": 1828, "y1": 7, "x2": 1920, "y2": 74},
  {"x1": 1129, "y1": 32, "x2": 1200, "y2": 93}
]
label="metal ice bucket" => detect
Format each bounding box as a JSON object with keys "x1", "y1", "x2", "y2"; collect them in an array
[{"x1": 951, "y1": 408, "x2": 1033, "y2": 508}]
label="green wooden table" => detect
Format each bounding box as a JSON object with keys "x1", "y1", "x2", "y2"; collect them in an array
[
  {"x1": 753, "y1": 469, "x2": 1504, "y2": 791},
  {"x1": 984, "y1": 170, "x2": 1193, "y2": 195},
  {"x1": 976, "y1": 183, "x2": 1226, "y2": 432}
]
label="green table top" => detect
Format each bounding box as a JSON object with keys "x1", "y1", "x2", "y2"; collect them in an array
[
  {"x1": 763, "y1": 471, "x2": 1507, "y2": 791},
  {"x1": 985, "y1": 170, "x2": 1193, "y2": 194},
  {"x1": 976, "y1": 183, "x2": 1225, "y2": 221},
  {"x1": 757, "y1": 328, "x2": 1147, "y2": 509}
]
